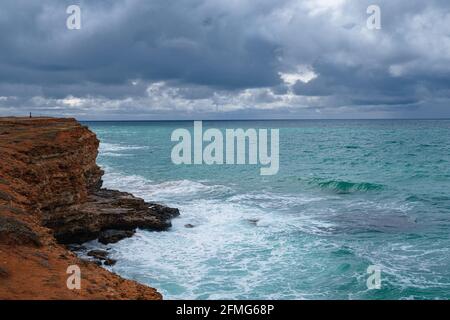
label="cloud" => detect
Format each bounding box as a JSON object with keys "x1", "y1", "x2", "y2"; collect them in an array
[
  {"x1": 0, "y1": 0, "x2": 450, "y2": 119},
  {"x1": 279, "y1": 65, "x2": 318, "y2": 86}
]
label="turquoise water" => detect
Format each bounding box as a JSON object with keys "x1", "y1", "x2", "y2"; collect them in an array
[{"x1": 83, "y1": 120, "x2": 450, "y2": 300}]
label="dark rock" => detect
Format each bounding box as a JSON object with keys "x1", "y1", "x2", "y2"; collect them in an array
[
  {"x1": 43, "y1": 189, "x2": 180, "y2": 244},
  {"x1": 92, "y1": 260, "x2": 102, "y2": 266},
  {"x1": 0, "y1": 266, "x2": 9, "y2": 278},
  {"x1": 0, "y1": 205, "x2": 25, "y2": 215},
  {"x1": 246, "y1": 218, "x2": 259, "y2": 226},
  {"x1": 0, "y1": 216, "x2": 42, "y2": 247},
  {"x1": 34, "y1": 252, "x2": 49, "y2": 260},
  {"x1": 98, "y1": 229, "x2": 135, "y2": 245},
  {"x1": 66, "y1": 244, "x2": 86, "y2": 251},
  {"x1": 87, "y1": 250, "x2": 109, "y2": 260},
  {"x1": 38, "y1": 259, "x2": 50, "y2": 269},
  {"x1": 103, "y1": 259, "x2": 117, "y2": 266},
  {"x1": 0, "y1": 190, "x2": 13, "y2": 202},
  {"x1": 184, "y1": 224, "x2": 195, "y2": 228},
  {"x1": 148, "y1": 203, "x2": 180, "y2": 220}
]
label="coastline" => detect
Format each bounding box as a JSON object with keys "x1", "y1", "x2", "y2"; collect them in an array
[{"x1": 0, "y1": 117, "x2": 179, "y2": 300}]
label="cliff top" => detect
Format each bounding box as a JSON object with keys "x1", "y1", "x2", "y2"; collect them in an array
[{"x1": 0, "y1": 116, "x2": 77, "y2": 125}]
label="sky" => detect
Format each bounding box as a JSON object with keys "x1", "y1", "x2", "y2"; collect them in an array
[{"x1": 0, "y1": 0, "x2": 450, "y2": 120}]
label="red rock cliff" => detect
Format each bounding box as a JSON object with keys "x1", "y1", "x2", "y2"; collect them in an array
[{"x1": 0, "y1": 117, "x2": 178, "y2": 299}]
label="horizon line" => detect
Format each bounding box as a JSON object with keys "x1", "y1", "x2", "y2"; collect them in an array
[
  {"x1": 3, "y1": 115, "x2": 450, "y2": 121},
  {"x1": 79, "y1": 118, "x2": 450, "y2": 122}
]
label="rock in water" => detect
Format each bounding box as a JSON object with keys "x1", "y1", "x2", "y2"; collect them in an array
[
  {"x1": 246, "y1": 218, "x2": 260, "y2": 226},
  {"x1": 43, "y1": 189, "x2": 180, "y2": 244},
  {"x1": 104, "y1": 259, "x2": 117, "y2": 266},
  {"x1": 98, "y1": 229, "x2": 135, "y2": 245},
  {"x1": 87, "y1": 250, "x2": 109, "y2": 260}
]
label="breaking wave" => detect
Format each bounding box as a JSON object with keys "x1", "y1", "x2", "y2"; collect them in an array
[
  {"x1": 311, "y1": 179, "x2": 384, "y2": 194},
  {"x1": 99, "y1": 142, "x2": 148, "y2": 152}
]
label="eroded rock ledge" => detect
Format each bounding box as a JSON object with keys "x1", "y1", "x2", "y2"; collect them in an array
[
  {"x1": 43, "y1": 189, "x2": 179, "y2": 244},
  {"x1": 0, "y1": 117, "x2": 178, "y2": 299}
]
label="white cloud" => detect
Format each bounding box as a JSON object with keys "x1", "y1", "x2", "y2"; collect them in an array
[
  {"x1": 279, "y1": 65, "x2": 318, "y2": 86},
  {"x1": 303, "y1": 0, "x2": 347, "y2": 17},
  {"x1": 60, "y1": 96, "x2": 84, "y2": 107}
]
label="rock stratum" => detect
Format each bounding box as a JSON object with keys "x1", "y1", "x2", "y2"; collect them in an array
[{"x1": 0, "y1": 117, "x2": 179, "y2": 299}]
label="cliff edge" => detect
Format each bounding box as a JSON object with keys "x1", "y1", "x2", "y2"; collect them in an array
[{"x1": 0, "y1": 117, "x2": 179, "y2": 299}]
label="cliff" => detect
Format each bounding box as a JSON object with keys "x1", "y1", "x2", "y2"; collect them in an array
[{"x1": 0, "y1": 117, "x2": 179, "y2": 299}]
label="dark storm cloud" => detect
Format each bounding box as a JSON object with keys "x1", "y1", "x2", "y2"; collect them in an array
[
  {"x1": 0, "y1": 0, "x2": 282, "y2": 91},
  {"x1": 0, "y1": 0, "x2": 450, "y2": 119},
  {"x1": 293, "y1": 60, "x2": 420, "y2": 102}
]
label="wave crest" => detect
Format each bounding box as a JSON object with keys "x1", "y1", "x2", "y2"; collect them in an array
[
  {"x1": 312, "y1": 179, "x2": 384, "y2": 193},
  {"x1": 99, "y1": 142, "x2": 148, "y2": 152}
]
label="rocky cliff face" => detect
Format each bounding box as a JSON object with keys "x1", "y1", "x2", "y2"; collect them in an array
[{"x1": 0, "y1": 117, "x2": 178, "y2": 299}]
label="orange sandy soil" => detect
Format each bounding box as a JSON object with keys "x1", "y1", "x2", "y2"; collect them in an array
[{"x1": 0, "y1": 244, "x2": 161, "y2": 300}]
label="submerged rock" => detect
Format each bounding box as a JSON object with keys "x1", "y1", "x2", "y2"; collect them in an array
[
  {"x1": 87, "y1": 250, "x2": 117, "y2": 267},
  {"x1": 87, "y1": 249, "x2": 109, "y2": 260},
  {"x1": 104, "y1": 258, "x2": 117, "y2": 266},
  {"x1": 246, "y1": 218, "x2": 260, "y2": 226}
]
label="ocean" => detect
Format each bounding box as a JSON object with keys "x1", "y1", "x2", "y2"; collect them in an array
[{"x1": 82, "y1": 120, "x2": 450, "y2": 300}]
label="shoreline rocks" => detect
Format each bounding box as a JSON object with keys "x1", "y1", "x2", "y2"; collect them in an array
[
  {"x1": 87, "y1": 249, "x2": 109, "y2": 260},
  {"x1": 42, "y1": 189, "x2": 179, "y2": 244},
  {"x1": 98, "y1": 229, "x2": 135, "y2": 245},
  {"x1": 87, "y1": 250, "x2": 117, "y2": 266}
]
